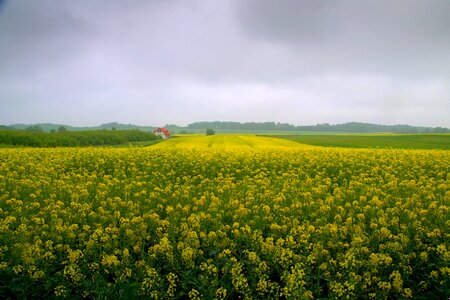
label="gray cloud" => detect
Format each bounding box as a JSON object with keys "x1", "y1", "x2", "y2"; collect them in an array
[
  {"x1": 234, "y1": 0, "x2": 450, "y2": 77},
  {"x1": 0, "y1": 0, "x2": 449, "y2": 127}
]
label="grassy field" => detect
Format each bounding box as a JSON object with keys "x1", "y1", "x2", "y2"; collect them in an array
[
  {"x1": 270, "y1": 134, "x2": 450, "y2": 150},
  {"x1": 0, "y1": 135, "x2": 449, "y2": 299}
]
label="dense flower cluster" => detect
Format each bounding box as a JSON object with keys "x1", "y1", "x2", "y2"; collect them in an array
[{"x1": 0, "y1": 143, "x2": 449, "y2": 298}]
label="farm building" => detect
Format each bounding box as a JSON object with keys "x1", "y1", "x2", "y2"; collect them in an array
[{"x1": 153, "y1": 127, "x2": 171, "y2": 140}]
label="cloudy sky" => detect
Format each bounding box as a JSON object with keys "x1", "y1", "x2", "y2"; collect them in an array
[{"x1": 1, "y1": 0, "x2": 449, "y2": 127}]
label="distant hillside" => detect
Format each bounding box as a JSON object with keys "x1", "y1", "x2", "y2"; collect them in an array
[
  {"x1": 8, "y1": 122, "x2": 156, "y2": 132},
  {"x1": 96, "y1": 122, "x2": 156, "y2": 131},
  {"x1": 4, "y1": 121, "x2": 449, "y2": 134},
  {"x1": 186, "y1": 121, "x2": 449, "y2": 134},
  {"x1": 8, "y1": 123, "x2": 81, "y2": 132}
]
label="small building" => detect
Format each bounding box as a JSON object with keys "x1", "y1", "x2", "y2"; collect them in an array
[{"x1": 153, "y1": 127, "x2": 171, "y2": 140}]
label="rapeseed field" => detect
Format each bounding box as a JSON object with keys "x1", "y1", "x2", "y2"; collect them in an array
[{"x1": 0, "y1": 136, "x2": 449, "y2": 299}]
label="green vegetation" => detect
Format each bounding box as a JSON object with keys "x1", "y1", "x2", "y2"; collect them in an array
[
  {"x1": 272, "y1": 134, "x2": 450, "y2": 150},
  {"x1": 206, "y1": 128, "x2": 215, "y2": 136},
  {"x1": 110, "y1": 140, "x2": 163, "y2": 148},
  {"x1": 7, "y1": 122, "x2": 157, "y2": 132},
  {"x1": 6, "y1": 121, "x2": 449, "y2": 134},
  {"x1": 24, "y1": 125, "x2": 44, "y2": 133},
  {"x1": 0, "y1": 130, "x2": 158, "y2": 147},
  {"x1": 185, "y1": 121, "x2": 449, "y2": 134}
]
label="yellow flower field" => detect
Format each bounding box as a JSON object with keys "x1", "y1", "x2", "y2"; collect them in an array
[
  {"x1": 153, "y1": 134, "x2": 312, "y2": 150},
  {"x1": 0, "y1": 136, "x2": 449, "y2": 299}
]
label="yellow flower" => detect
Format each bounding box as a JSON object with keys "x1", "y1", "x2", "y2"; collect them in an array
[
  {"x1": 54, "y1": 285, "x2": 67, "y2": 297},
  {"x1": 188, "y1": 288, "x2": 201, "y2": 300},
  {"x1": 181, "y1": 247, "x2": 196, "y2": 267},
  {"x1": 13, "y1": 265, "x2": 23, "y2": 275},
  {"x1": 122, "y1": 248, "x2": 130, "y2": 258},
  {"x1": 403, "y1": 288, "x2": 413, "y2": 298},
  {"x1": 216, "y1": 287, "x2": 227, "y2": 299},
  {"x1": 64, "y1": 264, "x2": 84, "y2": 283},
  {"x1": 390, "y1": 270, "x2": 403, "y2": 292},
  {"x1": 101, "y1": 254, "x2": 120, "y2": 267},
  {"x1": 166, "y1": 273, "x2": 177, "y2": 299}
]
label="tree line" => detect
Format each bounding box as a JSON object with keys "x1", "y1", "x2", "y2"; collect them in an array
[
  {"x1": 3, "y1": 121, "x2": 449, "y2": 135},
  {"x1": 0, "y1": 129, "x2": 158, "y2": 147},
  {"x1": 186, "y1": 121, "x2": 449, "y2": 133}
]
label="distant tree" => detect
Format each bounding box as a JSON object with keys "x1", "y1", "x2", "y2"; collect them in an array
[
  {"x1": 433, "y1": 127, "x2": 450, "y2": 133},
  {"x1": 50, "y1": 129, "x2": 56, "y2": 133},
  {"x1": 206, "y1": 128, "x2": 215, "y2": 136},
  {"x1": 25, "y1": 125, "x2": 43, "y2": 133},
  {"x1": 392, "y1": 126, "x2": 418, "y2": 134},
  {"x1": 57, "y1": 126, "x2": 67, "y2": 132},
  {"x1": 112, "y1": 127, "x2": 116, "y2": 131},
  {"x1": 179, "y1": 130, "x2": 188, "y2": 134}
]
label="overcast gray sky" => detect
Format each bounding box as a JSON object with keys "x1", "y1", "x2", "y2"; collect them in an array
[{"x1": 1, "y1": 0, "x2": 449, "y2": 127}]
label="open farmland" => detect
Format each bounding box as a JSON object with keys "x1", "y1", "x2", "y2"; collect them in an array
[
  {"x1": 0, "y1": 135, "x2": 449, "y2": 299},
  {"x1": 153, "y1": 134, "x2": 309, "y2": 150},
  {"x1": 271, "y1": 134, "x2": 450, "y2": 150}
]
